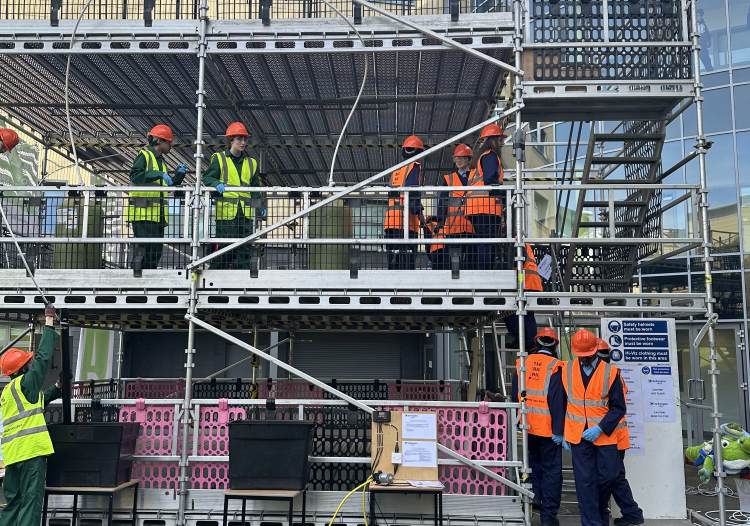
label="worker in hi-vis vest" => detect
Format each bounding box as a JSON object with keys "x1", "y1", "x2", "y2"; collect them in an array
[
  {"x1": 511, "y1": 327, "x2": 565, "y2": 526},
  {"x1": 128, "y1": 124, "x2": 187, "y2": 273},
  {"x1": 0, "y1": 304, "x2": 61, "y2": 526},
  {"x1": 594, "y1": 339, "x2": 644, "y2": 526},
  {"x1": 383, "y1": 135, "x2": 425, "y2": 270},
  {"x1": 0, "y1": 128, "x2": 20, "y2": 154},
  {"x1": 202, "y1": 121, "x2": 265, "y2": 270},
  {"x1": 562, "y1": 329, "x2": 627, "y2": 526}
]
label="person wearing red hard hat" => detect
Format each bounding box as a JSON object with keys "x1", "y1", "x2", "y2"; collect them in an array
[
  {"x1": 593, "y1": 338, "x2": 644, "y2": 526},
  {"x1": 465, "y1": 123, "x2": 506, "y2": 269},
  {"x1": 430, "y1": 144, "x2": 476, "y2": 270},
  {"x1": 511, "y1": 325, "x2": 565, "y2": 526},
  {"x1": 202, "y1": 122, "x2": 263, "y2": 269},
  {"x1": 383, "y1": 135, "x2": 425, "y2": 270},
  {"x1": 0, "y1": 128, "x2": 20, "y2": 154},
  {"x1": 561, "y1": 329, "x2": 627, "y2": 526},
  {"x1": 0, "y1": 304, "x2": 62, "y2": 526},
  {"x1": 128, "y1": 124, "x2": 187, "y2": 274}
]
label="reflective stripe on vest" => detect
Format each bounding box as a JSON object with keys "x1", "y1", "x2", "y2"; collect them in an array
[
  {"x1": 466, "y1": 151, "x2": 503, "y2": 217},
  {"x1": 384, "y1": 161, "x2": 421, "y2": 233},
  {"x1": 440, "y1": 172, "x2": 475, "y2": 236},
  {"x1": 215, "y1": 152, "x2": 258, "y2": 221},
  {"x1": 128, "y1": 149, "x2": 169, "y2": 224},
  {"x1": 1, "y1": 376, "x2": 54, "y2": 466},
  {"x1": 524, "y1": 244, "x2": 543, "y2": 292},
  {"x1": 515, "y1": 353, "x2": 561, "y2": 437},
  {"x1": 561, "y1": 359, "x2": 619, "y2": 446}
]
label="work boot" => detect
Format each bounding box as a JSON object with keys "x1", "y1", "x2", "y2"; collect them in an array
[
  {"x1": 132, "y1": 253, "x2": 143, "y2": 278},
  {"x1": 614, "y1": 517, "x2": 644, "y2": 526}
]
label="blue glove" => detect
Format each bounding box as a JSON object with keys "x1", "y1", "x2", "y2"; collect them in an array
[
  {"x1": 582, "y1": 425, "x2": 603, "y2": 442},
  {"x1": 160, "y1": 173, "x2": 173, "y2": 186},
  {"x1": 551, "y1": 434, "x2": 563, "y2": 446},
  {"x1": 175, "y1": 163, "x2": 188, "y2": 177},
  {"x1": 258, "y1": 207, "x2": 267, "y2": 220},
  {"x1": 215, "y1": 183, "x2": 226, "y2": 194},
  {"x1": 562, "y1": 440, "x2": 571, "y2": 451}
]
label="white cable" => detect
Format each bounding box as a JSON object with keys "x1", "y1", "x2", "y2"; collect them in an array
[
  {"x1": 0, "y1": 201, "x2": 53, "y2": 307},
  {"x1": 64, "y1": 0, "x2": 96, "y2": 186},
  {"x1": 322, "y1": 0, "x2": 369, "y2": 187}
]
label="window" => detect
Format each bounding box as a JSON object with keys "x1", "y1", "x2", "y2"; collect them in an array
[
  {"x1": 734, "y1": 85, "x2": 750, "y2": 130},
  {"x1": 730, "y1": 0, "x2": 750, "y2": 65},
  {"x1": 697, "y1": 0, "x2": 729, "y2": 70}
]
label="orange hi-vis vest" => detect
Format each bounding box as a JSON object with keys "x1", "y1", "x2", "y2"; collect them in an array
[
  {"x1": 384, "y1": 161, "x2": 421, "y2": 234},
  {"x1": 561, "y1": 359, "x2": 620, "y2": 446},
  {"x1": 466, "y1": 150, "x2": 503, "y2": 217},
  {"x1": 523, "y1": 244, "x2": 543, "y2": 292},
  {"x1": 440, "y1": 172, "x2": 476, "y2": 236},
  {"x1": 515, "y1": 353, "x2": 562, "y2": 437},
  {"x1": 617, "y1": 380, "x2": 630, "y2": 450},
  {"x1": 425, "y1": 219, "x2": 445, "y2": 254}
]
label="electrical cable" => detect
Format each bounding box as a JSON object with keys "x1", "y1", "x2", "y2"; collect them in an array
[
  {"x1": 64, "y1": 0, "x2": 97, "y2": 186},
  {"x1": 321, "y1": 0, "x2": 369, "y2": 187},
  {"x1": 327, "y1": 477, "x2": 373, "y2": 526}
]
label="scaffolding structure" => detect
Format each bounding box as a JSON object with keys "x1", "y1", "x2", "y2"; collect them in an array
[{"x1": 0, "y1": 0, "x2": 727, "y2": 524}]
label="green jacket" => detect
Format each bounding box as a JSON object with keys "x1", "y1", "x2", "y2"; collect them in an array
[
  {"x1": 202, "y1": 150, "x2": 262, "y2": 190},
  {"x1": 15, "y1": 326, "x2": 61, "y2": 407},
  {"x1": 130, "y1": 146, "x2": 185, "y2": 186}
]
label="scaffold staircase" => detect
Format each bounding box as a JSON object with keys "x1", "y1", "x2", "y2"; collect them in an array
[{"x1": 561, "y1": 119, "x2": 666, "y2": 292}]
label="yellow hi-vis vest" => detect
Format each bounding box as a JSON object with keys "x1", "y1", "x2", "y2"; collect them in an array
[
  {"x1": 0, "y1": 376, "x2": 54, "y2": 466},
  {"x1": 213, "y1": 152, "x2": 259, "y2": 221},
  {"x1": 127, "y1": 149, "x2": 169, "y2": 224}
]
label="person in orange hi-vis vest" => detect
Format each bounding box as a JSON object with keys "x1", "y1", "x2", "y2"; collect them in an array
[
  {"x1": 594, "y1": 339, "x2": 644, "y2": 526},
  {"x1": 433, "y1": 144, "x2": 476, "y2": 270},
  {"x1": 424, "y1": 216, "x2": 447, "y2": 270},
  {"x1": 467, "y1": 123, "x2": 506, "y2": 269},
  {"x1": 511, "y1": 327, "x2": 565, "y2": 526},
  {"x1": 561, "y1": 329, "x2": 627, "y2": 526},
  {"x1": 383, "y1": 135, "x2": 425, "y2": 270},
  {"x1": 504, "y1": 245, "x2": 543, "y2": 352}
]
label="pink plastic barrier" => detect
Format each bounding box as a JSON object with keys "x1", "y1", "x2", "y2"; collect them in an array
[
  {"x1": 388, "y1": 382, "x2": 455, "y2": 401},
  {"x1": 196, "y1": 401, "x2": 247, "y2": 456},
  {"x1": 124, "y1": 379, "x2": 184, "y2": 399}
]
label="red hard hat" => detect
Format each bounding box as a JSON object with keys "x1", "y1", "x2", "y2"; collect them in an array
[
  {"x1": 148, "y1": 124, "x2": 174, "y2": 143},
  {"x1": 572, "y1": 329, "x2": 598, "y2": 357},
  {"x1": 402, "y1": 135, "x2": 425, "y2": 151},
  {"x1": 453, "y1": 144, "x2": 473, "y2": 158},
  {"x1": 595, "y1": 338, "x2": 610, "y2": 352},
  {"x1": 0, "y1": 348, "x2": 34, "y2": 376},
  {"x1": 225, "y1": 121, "x2": 250, "y2": 138},
  {"x1": 480, "y1": 123, "x2": 506, "y2": 139},
  {"x1": 0, "y1": 128, "x2": 20, "y2": 152},
  {"x1": 535, "y1": 327, "x2": 559, "y2": 347}
]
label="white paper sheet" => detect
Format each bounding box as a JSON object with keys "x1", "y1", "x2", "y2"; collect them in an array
[
  {"x1": 408, "y1": 480, "x2": 444, "y2": 489},
  {"x1": 402, "y1": 440, "x2": 438, "y2": 468},
  {"x1": 402, "y1": 412, "x2": 437, "y2": 440}
]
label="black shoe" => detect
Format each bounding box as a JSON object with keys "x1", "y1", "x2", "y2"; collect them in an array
[
  {"x1": 614, "y1": 517, "x2": 644, "y2": 526},
  {"x1": 132, "y1": 255, "x2": 143, "y2": 278}
]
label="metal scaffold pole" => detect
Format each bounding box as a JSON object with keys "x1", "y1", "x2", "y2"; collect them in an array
[
  {"x1": 689, "y1": 0, "x2": 725, "y2": 523},
  {"x1": 512, "y1": 0, "x2": 532, "y2": 524},
  {"x1": 177, "y1": 0, "x2": 209, "y2": 523}
]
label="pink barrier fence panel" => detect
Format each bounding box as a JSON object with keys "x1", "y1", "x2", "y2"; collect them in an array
[
  {"x1": 124, "y1": 380, "x2": 184, "y2": 399},
  {"x1": 196, "y1": 400, "x2": 247, "y2": 456},
  {"x1": 266, "y1": 379, "x2": 324, "y2": 399},
  {"x1": 120, "y1": 401, "x2": 180, "y2": 490},
  {"x1": 388, "y1": 382, "x2": 456, "y2": 401}
]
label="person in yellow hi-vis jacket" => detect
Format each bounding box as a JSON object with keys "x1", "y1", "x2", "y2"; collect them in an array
[
  {"x1": 0, "y1": 304, "x2": 61, "y2": 526},
  {"x1": 128, "y1": 124, "x2": 187, "y2": 273},
  {"x1": 202, "y1": 121, "x2": 265, "y2": 269}
]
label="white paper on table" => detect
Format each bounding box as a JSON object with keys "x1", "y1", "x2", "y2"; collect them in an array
[
  {"x1": 402, "y1": 440, "x2": 438, "y2": 468},
  {"x1": 402, "y1": 412, "x2": 437, "y2": 440},
  {"x1": 408, "y1": 480, "x2": 444, "y2": 489}
]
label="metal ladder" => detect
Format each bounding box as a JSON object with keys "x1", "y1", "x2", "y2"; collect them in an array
[{"x1": 562, "y1": 120, "x2": 666, "y2": 293}]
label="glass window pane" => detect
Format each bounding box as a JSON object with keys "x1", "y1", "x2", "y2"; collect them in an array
[
  {"x1": 737, "y1": 132, "x2": 750, "y2": 251},
  {"x1": 734, "y1": 67, "x2": 750, "y2": 82},
  {"x1": 730, "y1": 0, "x2": 750, "y2": 66},
  {"x1": 703, "y1": 88, "x2": 733, "y2": 134},
  {"x1": 704, "y1": 70, "x2": 731, "y2": 87},
  {"x1": 698, "y1": 0, "x2": 730, "y2": 70},
  {"x1": 735, "y1": 85, "x2": 750, "y2": 130}
]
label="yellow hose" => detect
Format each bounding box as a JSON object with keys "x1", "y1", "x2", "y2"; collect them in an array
[{"x1": 328, "y1": 476, "x2": 373, "y2": 526}]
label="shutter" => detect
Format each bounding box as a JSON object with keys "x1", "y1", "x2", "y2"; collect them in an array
[{"x1": 292, "y1": 333, "x2": 416, "y2": 379}]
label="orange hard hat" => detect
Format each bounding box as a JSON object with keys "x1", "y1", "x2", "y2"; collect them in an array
[
  {"x1": 0, "y1": 128, "x2": 20, "y2": 152},
  {"x1": 225, "y1": 121, "x2": 250, "y2": 138},
  {"x1": 402, "y1": 135, "x2": 425, "y2": 151},
  {"x1": 595, "y1": 338, "x2": 610, "y2": 352},
  {"x1": 148, "y1": 124, "x2": 174, "y2": 143},
  {"x1": 479, "y1": 123, "x2": 506, "y2": 139},
  {"x1": 571, "y1": 329, "x2": 598, "y2": 357},
  {"x1": 453, "y1": 144, "x2": 473, "y2": 158},
  {"x1": 535, "y1": 327, "x2": 559, "y2": 347},
  {"x1": 0, "y1": 348, "x2": 34, "y2": 376}
]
